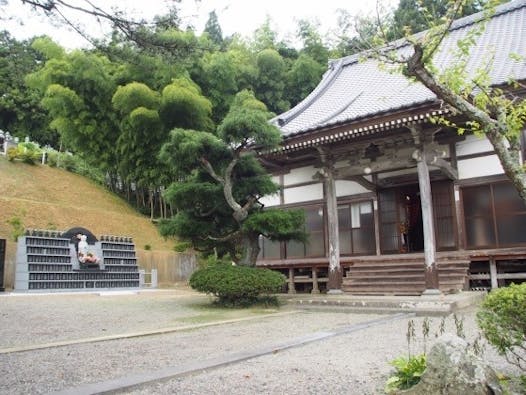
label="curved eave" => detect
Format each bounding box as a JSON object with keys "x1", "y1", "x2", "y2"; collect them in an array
[
  {"x1": 260, "y1": 103, "x2": 451, "y2": 157},
  {"x1": 280, "y1": 98, "x2": 439, "y2": 141}
]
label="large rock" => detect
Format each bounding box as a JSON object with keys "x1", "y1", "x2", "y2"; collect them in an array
[{"x1": 398, "y1": 334, "x2": 502, "y2": 395}]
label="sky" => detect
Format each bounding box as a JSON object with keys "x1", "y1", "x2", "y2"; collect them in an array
[{"x1": 1, "y1": 0, "x2": 398, "y2": 49}]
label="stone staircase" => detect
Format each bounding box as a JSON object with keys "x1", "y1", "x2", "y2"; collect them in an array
[{"x1": 342, "y1": 254, "x2": 470, "y2": 295}]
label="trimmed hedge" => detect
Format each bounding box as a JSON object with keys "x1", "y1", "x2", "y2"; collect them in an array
[{"x1": 189, "y1": 264, "x2": 286, "y2": 307}]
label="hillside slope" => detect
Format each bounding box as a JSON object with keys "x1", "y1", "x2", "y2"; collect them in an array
[{"x1": 0, "y1": 156, "x2": 174, "y2": 251}]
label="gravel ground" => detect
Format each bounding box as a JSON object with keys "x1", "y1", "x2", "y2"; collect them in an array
[{"x1": 0, "y1": 290, "x2": 522, "y2": 395}]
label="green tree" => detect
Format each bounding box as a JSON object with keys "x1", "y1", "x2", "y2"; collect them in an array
[
  {"x1": 159, "y1": 90, "x2": 305, "y2": 265},
  {"x1": 203, "y1": 10, "x2": 223, "y2": 48},
  {"x1": 112, "y1": 82, "x2": 166, "y2": 219},
  {"x1": 391, "y1": 0, "x2": 487, "y2": 37},
  {"x1": 251, "y1": 17, "x2": 278, "y2": 52},
  {"x1": 254, "y1": 49, "x2": 289, "y2": 114},
  {"x1": 0, "y1": 32, "x2": 55, "y2": 145},
  {"x1": 160, "y1": 77, "x2": 214, "y2": 132},
  {"x1": 198, "y1": 51, "x2": 239, "y2": 122},
  {"x1": 286, "y1": 54, "x2": 325, "y2": 107},
  {"x1": 296, "y1": 19, "x2": 329, "y2": 66},
  {"x1": 26, "y1": 39, "x2": 120, "y2": 173}
]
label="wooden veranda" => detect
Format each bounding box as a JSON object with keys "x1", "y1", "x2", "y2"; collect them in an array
[{"x1": 257, "y1": 247, "x2": 526, "y2": 295}]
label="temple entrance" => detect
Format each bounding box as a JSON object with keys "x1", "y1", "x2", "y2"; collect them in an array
[
  {"x1": 379, "y1": 185, "x2": 424, "y2": 254},
  {"x1": 401, "y1": 185, "x2": 425, "y2": 253},
  {"x1": 379, "y1": 181, "x2": 456, "y2": 254}
]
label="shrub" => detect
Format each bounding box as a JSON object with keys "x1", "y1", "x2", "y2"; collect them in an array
[
  {"x1": 6, "y1": 147, "x2": 18, "y2": 161},
  {"x1": 174, "y1": 241, "x2": 193, "y2": 253},
  {"x1": 6, "y1": 211, "x2": 26, "y2": 241},
  {"x1": 477, "y1": 283, "x2": 526, "y2": 371},
  {"x1": 385, "y1": 354, "x2": 427, "y2": 393},
  {"x1": 46, "y1": 151, "x2": 58, "y2": 167},
  {"x1": 59, "y1": 153, "x2": 76, "y2": 171},
  {"x1": 18, "y1": 150, "x2": 40, "y2": 164},
  {"x1": 189, "y1": 263, "x2": 286, "y2": 307},
  {"x1": 6, "y1": 143, "x2": 42, "y2": 164}
]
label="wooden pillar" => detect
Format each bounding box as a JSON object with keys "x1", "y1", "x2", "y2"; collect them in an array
[
  {"x1": 453, "y1": 184, "x2": 464, "y2": 249},
  {"x1": 311, "y1": 267, "x2": 320, "y2": 294},
  {"x1": 288, "y1": 267, "x2": 296, "y2": 294},
  {"x1": 324, "y1": 167, "x2": 343, "y2": 293},
  {"x1": 373, "y1": 197, "x2": 381, "y2": 256},
  {"x1": 489, "y1": 257, "x2": 498, "y2": 290},
  {"x1": 415, "y1": 149, "x2": 440, "y2": 294}
]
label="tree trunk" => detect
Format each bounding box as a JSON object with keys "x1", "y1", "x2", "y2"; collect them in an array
[
  {"x1": 159, "y1": 190, "x2": 164, "y2": 219},
  {"x1": 149, "y1": 189, "x2": 154, "y2": 221},
  {"x1": 238, "y1": 233, "x2": 260, "y2": 266}
]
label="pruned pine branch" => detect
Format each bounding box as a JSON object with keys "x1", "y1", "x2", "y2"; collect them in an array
[
  {"x1": 199, "y1": 157, "x2": 224, "y2": 184},
  {"x1": 241, "y1": 195, "x2": 258, "y2": 213},
  {"x1": 207, "y1": 231, "x2": 240, "y2": 243}
]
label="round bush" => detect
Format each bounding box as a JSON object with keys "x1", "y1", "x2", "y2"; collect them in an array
[
  {"x1": 477, "y1": 282, "x2": 526, "y2": 371},
  {"x1": 189, "y1": 264, "x2": 285, "y2": 307}
]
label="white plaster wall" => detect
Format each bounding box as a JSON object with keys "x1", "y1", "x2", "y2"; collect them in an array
[
  {"x1": 458, "y1": 155, "x2": 504, "y2": 179},
  {"x1": 271, "y1": 175, "x2": 280, "y2": 184},
  {"x1": 335, "y1": 180, "x2": 370, "y2": 197},
  {"x1": 456, "y1": 134, "x2": 494, "y2": 156},
  {"x1": 260, "y1": 193, "x2": 281, "y2": 207},
  {"x1": 283, "y1": 166, "x2": 317, "y2": 185},
  {"x1": 284, "y1": 183, "x2": 323, "y2": 204}
]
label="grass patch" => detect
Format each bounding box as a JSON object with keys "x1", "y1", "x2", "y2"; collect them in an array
[{"x1": 0, "y1": 156, "x2": 173, "y2": 250}]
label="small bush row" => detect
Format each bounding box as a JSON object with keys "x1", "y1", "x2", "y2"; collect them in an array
[{"x1": 7, "y1": 143, "x2": 104, "y2": 185}]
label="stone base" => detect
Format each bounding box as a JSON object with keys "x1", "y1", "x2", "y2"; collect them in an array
[
  {"x1": 421, "y1": 288, "x2": 443, "y2": 297},
  {"x1": 327, "y1": 289, "x2": 344, "y2": 295}
]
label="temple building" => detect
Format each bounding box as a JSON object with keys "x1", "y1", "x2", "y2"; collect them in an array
[{"x1": 256, "y1": 0, "x2": 526, "y2": 295}]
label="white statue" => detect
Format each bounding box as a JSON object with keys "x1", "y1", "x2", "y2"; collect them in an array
[{"x1": 77, "y1": 234, "x2": 100, "y2": 264}]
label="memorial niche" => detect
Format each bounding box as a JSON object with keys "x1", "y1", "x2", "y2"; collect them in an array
[
  {"x1": 63, "y1": 227, "x2": 101, "y2": 269},
  {"x1": 15, "y1": 226, "x2": 140, "y2": 290}
]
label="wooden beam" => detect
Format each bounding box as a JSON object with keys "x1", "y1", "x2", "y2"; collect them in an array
[
  {"x1": 335, "y1": 159, "x2": 415, "y2": 178},
  {"x1": 346, "y1": 176, "x2": 377, "y2": 192},
  {"x1": 427, "y1": 157, "x2": 458, "y2": 180}
]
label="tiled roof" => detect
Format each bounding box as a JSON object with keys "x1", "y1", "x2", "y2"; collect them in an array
[{"x1": 273, "y1": 0, "x2": 526, "y2": 139}]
